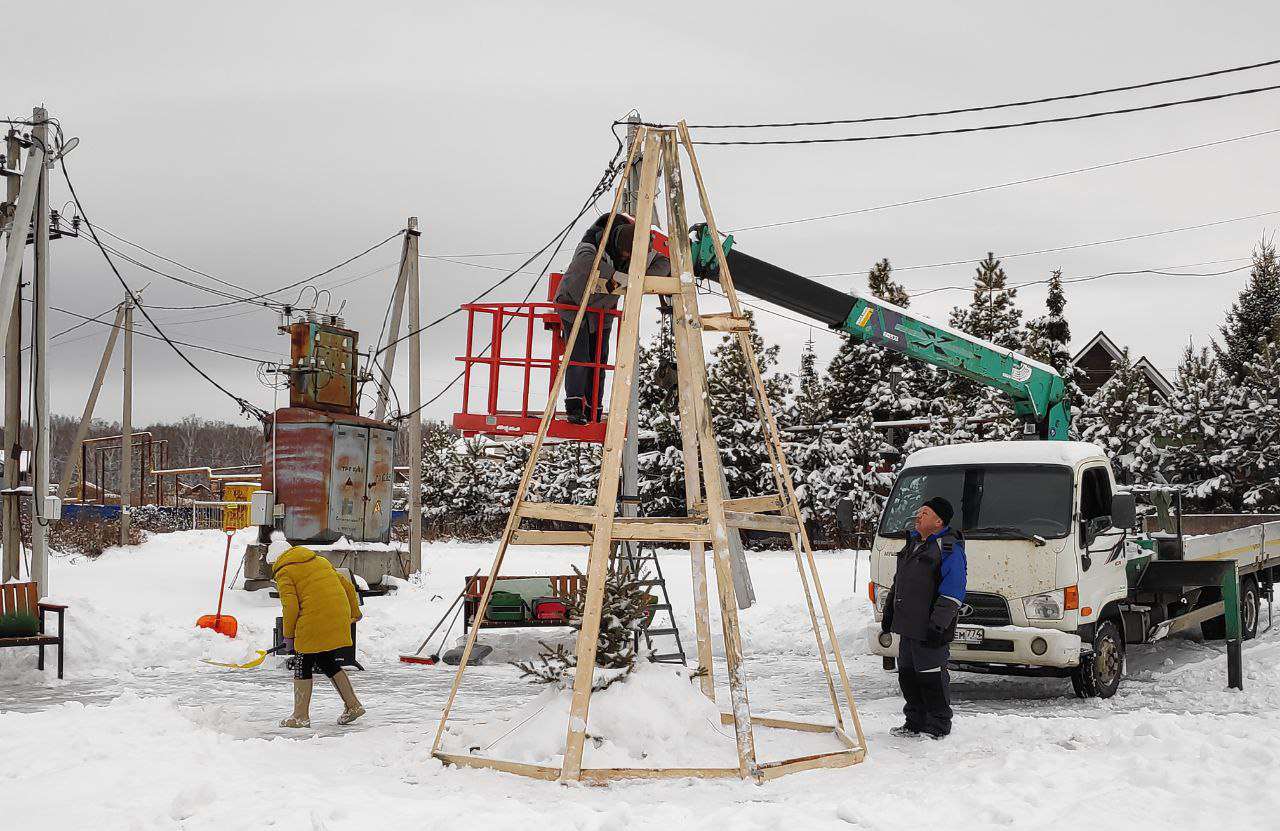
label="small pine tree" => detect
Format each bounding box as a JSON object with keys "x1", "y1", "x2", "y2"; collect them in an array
[
  {"x1": 949, "y1": 253, "x2": 1026, "y2": 350},
  {"x1": 785, "y1": 335, "x2": 829, "y2": 429},
  {"x1": 511, "y1": 563, "x2": 654, "y2": 690},
  {"x1": 1024, "y1": 270, "x2": 1085, "y2": 415},
  {"x1": 705, "y1": 311, "x2": 787, "y2": 498},
  {"x1": 636, "y1": 320, "x2": 686, "y2": 516},
  {"x1": 1215, "y1": 240, "x2": 1280, "y2": 381}
]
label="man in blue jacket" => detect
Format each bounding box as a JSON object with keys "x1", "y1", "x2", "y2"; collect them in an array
[{"x1": 880, "y1": 496, "x2": 967, "y2": 739}]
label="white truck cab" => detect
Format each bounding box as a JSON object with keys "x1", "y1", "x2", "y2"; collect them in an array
[{"x1": 869, "y1": 441, "x2": 1139, "y2": 697}]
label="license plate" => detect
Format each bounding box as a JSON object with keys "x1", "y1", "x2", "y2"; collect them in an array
[{"x1": 953, "y1": 626, "x2": 984, "y2": 644}]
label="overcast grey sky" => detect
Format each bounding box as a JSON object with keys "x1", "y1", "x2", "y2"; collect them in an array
[{"x1": 6, "y1": 1, "x2": 1280, "y2": 426}]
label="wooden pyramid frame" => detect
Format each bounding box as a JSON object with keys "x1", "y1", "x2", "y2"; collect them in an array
[{"x1": 431, "y1": 123, "x2": 867, "y2": 784}]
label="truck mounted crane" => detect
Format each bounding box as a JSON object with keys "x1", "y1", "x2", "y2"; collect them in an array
[{"x1": 689, "y1": 226, "x2": 1069, "y2": 440}]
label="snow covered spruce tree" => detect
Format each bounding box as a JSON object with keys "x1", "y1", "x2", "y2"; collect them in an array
[
  {"x1": 1217, "y1": 346, "x2": 1280, "y2": 511},
  {"x1": 1215, "y1": 240, "x2": 1280, "y2": 381},
  {"x1": 826, "y1": 259, "x2": 927, "y2": 424},
  {"x1": 511, "y1": 563, "x2": 654, "y2": 690},
  {"x1": 635, "y1": 320, "x2": 686, "y2": 516},
  {"x1": 944, "y1": 252, "x2": 1028, "y2": 440},
  {"x1": 1024, "y1": 270, "x2": 1085, "y2": 425},
  {"x1": 418, "y1": 420, "x2": 458, "y2": 533},
  {"x1": 705, "y1": 310, "x2": 787, "y2": 499},
  {"x1": 1078, "y1": 348, "x2": 1156, "y2": 485},
  {"x1": 1145, "y1": 347, "x2": 1239, "y2": 511}
]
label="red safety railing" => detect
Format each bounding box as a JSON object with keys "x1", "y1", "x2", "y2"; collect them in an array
[{"x1": 452, "y1": 274, "x2": 622, "y2": 443}]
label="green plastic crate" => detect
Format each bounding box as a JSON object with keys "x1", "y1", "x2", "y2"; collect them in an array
[{"x1": 486, "y1": 590, "x2": 527, "y2": 622}]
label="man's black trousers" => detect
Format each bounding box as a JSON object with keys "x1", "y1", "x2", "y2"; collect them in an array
[
  {"x1": 564, "y1": 319, "x2": 611, "y2": 420},
  {"x1": 897, "y1": 636, "x2": 953, "y2": 736}
]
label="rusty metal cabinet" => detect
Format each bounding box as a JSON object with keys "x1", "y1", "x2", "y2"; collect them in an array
[{"x1": 266, "y1": 408, "x2": 398, "y2": 544}]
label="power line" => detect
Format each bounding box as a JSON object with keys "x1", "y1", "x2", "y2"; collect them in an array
[
  {"x1": 650, "y1": 57, "x2": 1280, "y2": 129},
  {"x1": 391, "y1": 150, "x2": 627, "y2": 422},
  {"x1": 58, "y1": 157, "x2": 270, "y2": 419},
  {"x1": 727, "y1": 126, "x2": 1280, "y2": 233},
  {"x1": 376, "y1": 145, "x2": 626, "y2": 362},
  {"x1": 40, "y1": 299, "x2": 274, "y2": 362},
  {"x1": 812, "y1": 209, "x2": 1280, "y2": 279},
  {"x1": 81, "y1": 227, "x2": 404, "y2": 311},
  {"x1": 681, "y1": 84, "x2": 1280, "y2": 146},
  {"x1": 908, "y1": 259, "x2": 1254, "y2": 298}
]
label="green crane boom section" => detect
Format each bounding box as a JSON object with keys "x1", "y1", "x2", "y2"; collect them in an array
[{"x1": 690, "y1": 227, "x2": 1069, "y2": 440}]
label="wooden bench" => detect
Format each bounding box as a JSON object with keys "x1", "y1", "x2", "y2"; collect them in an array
[{"x1": 0, "y1": 582, "x2": 67, "y2": 679}]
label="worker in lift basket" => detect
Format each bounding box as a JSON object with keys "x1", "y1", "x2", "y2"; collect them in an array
[
  {"x1": 556, "y1": 214, "x2": 670, "y2": 425},
  {"x1": 880, "y1": 496, "x2": 967, "y2": 739},
  {"x1": 268, "y1": 533, "x2": 366, "y2": 728}
]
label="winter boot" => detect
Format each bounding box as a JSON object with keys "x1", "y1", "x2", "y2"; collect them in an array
[
  {"x1": 917, "y1": 669, "x2": 953, "y2": 738},
  {"x1": 331, "y1": 670, "x2": 365, "y2": 725},
  {"x1": 280, "y1": 678, "x2": 313, "y2": 728},
  {"x1": 565, "y1": 397, "x2": 587, "y2": 425},
  {"x1": 889, "y1": 725, "x2": 920, "y2": 738}
]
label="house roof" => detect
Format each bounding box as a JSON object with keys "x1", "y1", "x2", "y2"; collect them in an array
[{"x1": 1070, "y1": 330, "x2": 1174, "y2": 398}]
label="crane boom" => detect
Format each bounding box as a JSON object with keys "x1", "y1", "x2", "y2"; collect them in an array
[{"x1": 690, "y1": 227, "x2": 1069, "y2": 440}]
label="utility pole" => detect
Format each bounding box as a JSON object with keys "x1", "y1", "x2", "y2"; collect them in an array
[
  {"x1": 1, "y1": 128, "x2": 22, "y2": 583},
  {"x1": 406, "y1": 218, "x2": 423, "y2": 575},
  {"x1": 619, "y1": 113, "x2": 643, "y2": 543},
  {"x1": 59, "y1": 302, "x2": 126, "y2": 499},
  {"x1": 120, "y1": 296, "x2": 133, "y2": 545},
  {"x1": 30, "y1": 109, "x2": 52, "y2": 592},
  {"x1": 374, "y1": 223, "x2": 414, "y2": 422}
]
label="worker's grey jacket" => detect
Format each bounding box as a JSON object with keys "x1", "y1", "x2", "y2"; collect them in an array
[
  {"x1": 556, "y1": 241, "x2": 671, "y2": 329},
  {"x1": 884, "y1": 528, "x2": 966, "y2": 642}
]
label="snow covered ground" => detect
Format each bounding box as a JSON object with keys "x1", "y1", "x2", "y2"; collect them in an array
[{"x1": 4, "y1": 529, "x2": 1280, "y2": 829}]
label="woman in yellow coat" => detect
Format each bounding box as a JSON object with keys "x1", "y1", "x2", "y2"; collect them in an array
[{"x1": 269, "y1": 536, "x2": 365, "y2": 728}]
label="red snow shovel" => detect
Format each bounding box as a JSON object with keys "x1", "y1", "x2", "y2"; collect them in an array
[{"x1": 196, "y1": 531, "x2": 239, "y2": 638}]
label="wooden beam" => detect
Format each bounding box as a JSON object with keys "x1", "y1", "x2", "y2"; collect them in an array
[
  {"x1": 433, "y1": 752, "x2": 560, "y2": 781},
  {"x1": 429, "y1": 129, "x2": 645, "y2": 760},
  {"x1": 756, "y1": 748, "x2": 866, "y2": 781},
  {"x1": 680, "y1": 121, "x2": 867, "y2": 750},
  {"x1": 579, "y1": 766, "x2": 742, "y2": 783},
  {"x1": 510, "y1": 529, "x2": 594, "y2": 546},
  {"x1": 723, "y1": 493, "x2": 784, "y2": 514},
  {"x1": 667, "y1": 130, "x2": 759, "y2": 781},
  {"x1": 699, "y1": 312, "x2": 749, "y2": 332},
  {"x1": 662, "y1": 133, "x2": 715, "y2": 701},
  {"x1": 610, "y1": 518, "x2": 711, "y2": 542},
  {"x1": 517, "y1": 501, "x2": 599, "y2": 524},
  {"x1": 642, "y1": 275, "x2": 682, "y2": 295},
  {"x1": 724, "y1": 511, "x2": 800, "y2": 534},
  {"x1": 561, "y1": 129, "x2": 664, "y2": 783}
]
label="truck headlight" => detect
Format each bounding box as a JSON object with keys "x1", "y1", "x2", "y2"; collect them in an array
[
  {"x1": 873, "y1": 585, "x2": 890, "y2": 614},
  {"x1": 1023, "y1": 590, "x2": 1065, "y2": 621}
]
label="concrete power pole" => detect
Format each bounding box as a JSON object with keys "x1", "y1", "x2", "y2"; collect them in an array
[
  {"x1": 620, "y1": 114, "x2": 643, "y2": 542},
  {"x1": 1, "y1": 129, "x2": 22, "y2": 583},
  {"x1": 29, "y1": 108, "x2": 51, "y2": 592},
  {"x1": 373, "y1": 222, "x2": 414, "y2": 422},
  {"x1": 405, "y1": 218, "x2": 423, "y2": 575},
  {"x1": 120, "y1": 297, "x2": 133, "y2": 545}
]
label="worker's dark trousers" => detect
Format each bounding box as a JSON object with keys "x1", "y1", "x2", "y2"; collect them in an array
[
  {"x1": 897, "y1": 636, "x2": 953, "y2": 736},
  {"x1": 564, "y1": 319, "x2": 611, "y2": 420}
]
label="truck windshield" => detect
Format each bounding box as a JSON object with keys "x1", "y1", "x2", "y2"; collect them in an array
[{"x1": 879, "y1": 464, "x2": 1073, "y2": 540}]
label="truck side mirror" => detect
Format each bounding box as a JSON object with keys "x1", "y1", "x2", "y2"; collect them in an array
[{"x1": 1110, "y1": 492, "x2": 1136, "y2": 530}]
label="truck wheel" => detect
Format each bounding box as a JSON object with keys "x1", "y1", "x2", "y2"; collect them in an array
[
  {"x1": 1071, "y1": 620, "x2": 1124, "y2": 699},
  {"x1": 1241, "y1": 577, "x2": 1260, "y2": 641}
]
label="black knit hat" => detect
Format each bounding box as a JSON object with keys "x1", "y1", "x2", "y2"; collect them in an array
[{"x1": 922, "y1": 496, "x2": 954, "y2": 526}]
